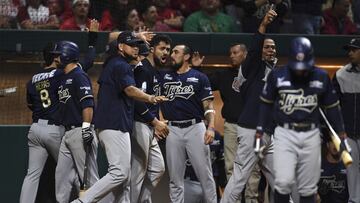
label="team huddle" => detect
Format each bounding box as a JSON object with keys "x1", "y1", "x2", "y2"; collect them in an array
[{"x1": 20, "y1": 8, "x2": 360, "y2": 203}]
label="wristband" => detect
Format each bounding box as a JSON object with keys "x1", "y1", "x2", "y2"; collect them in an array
[
  {"x1": 82, "y1": 122, "x2": 91, "y2": 128},
  {"x1": 204, "y1": 109, "x2": 215, "y2": 116}
]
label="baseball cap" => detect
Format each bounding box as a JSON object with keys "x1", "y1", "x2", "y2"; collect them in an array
[
  {"x1": 73, "y1": 0, "x2": 89, "y2": 6},
  {"x1": 343, "y1": 38, "x2": 360, "y2": 50},
  {"x1": 139, "y1": 43, "x2": 150, "y2": 56},
  {"x1": 117, "y1": 31, "x2": 143, "y2": 47}
]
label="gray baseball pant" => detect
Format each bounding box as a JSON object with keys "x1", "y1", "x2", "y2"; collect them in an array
[
  {"x1": 273, "y1": 127, "x2": 321, "y2": 197},
  {"x1": 347, "y1": 137, "x2": 360, "y2": 203},
  {"x1": 20, "y1": 120, "x2": 64, "y2": 203},
  {"x1": 221, "y1": 126, "x2": 274, "y2": 203},
  {"x1": 223, "y1": 121, "x2": 261, "y2": 203},
  {"x1": 130, "y1": 121, "x2": 165, "y2": 203},
  {"x1": 78, "y1": 129, "x2": 131, "y2": 203},
  {"x1": 55, "y1": 127, "x2": 99, "y2": 203},
  {"x1": 184, "y1": 179, "x2": 205, "y2": 203},
  {"x1": 166, "y1": 122, "x2": 217, "y2": 203}
]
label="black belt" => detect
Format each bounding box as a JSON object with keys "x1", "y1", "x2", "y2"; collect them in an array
[
  {"x1": 34, "y1": 119, "x2": 59, "y2": 126},
  {"x1": 168, "y1": 118, "x2": 202, "y2": 129},
  {"x1": 64, "y1": 124, "x2": 82, "y2": 131},
  {"x1": 279, "y1": 122, "x2": 318, "y2": 132}
]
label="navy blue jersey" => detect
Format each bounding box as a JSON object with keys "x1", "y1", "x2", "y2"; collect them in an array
[
  {"x1": 57, "y1": 67, "x2": 94, "y2": 127},
  {"x1": 26, "y1": 68, "x2": 64, "y2": 123},
  {"x1": 133, "y1": 59, "x2": 161, "y2": 123},
  {"x1": 94, "y1": 55, "x2": 136, "y2": 132},
  {"x1": 160, "y1": 68, "x2": 214, "y2": 121},
  {"x1": 318, "y1": 159, "x2": 348, "y2": 203},
  {"x1": 260, "y1": 66, "x2": 339, "y2": 124}
]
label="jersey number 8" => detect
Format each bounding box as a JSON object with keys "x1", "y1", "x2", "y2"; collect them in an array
[{"x1": 40, "y1": 89, "x2": 51, "y2": 108}]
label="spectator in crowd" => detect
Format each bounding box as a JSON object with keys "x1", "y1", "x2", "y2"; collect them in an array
[
  {"x1": 154, "y1": 0, "x2": 184, "y2": 31},
  {"x1": 352, "y1": 0, "x2": 360, "y2": 32},
  {"x1": 332, "y1": 38, "x2": 360, "y2": 203},
  {"x1": 321, "y1": 0, "x2": 358, "y2": 35},
  {"x1": 139, "y1": 3, "x2": 172, "y2": 32},
  {"x1": 171, "y1": 0, "x2": 200, "y2": 17},
  {"x1": 46, "y1": 0, "x2": 72, "y2": 25},
  {"x1": 99, "y1": 0, "x2": 128, "y2": 31},
  {"x1": 239, "y1": 0, "x2": 290, "y2": 33},
  {"x1": 183, "y1": 0, "x2": 238, "y2": 32},
  {"x1": 17, "y1": 0, "x2": 59, "y2": 29},
  {"x1": 60, "y1": 0, "x2": 91, "y2": 31},
  {"x1": 317, "y1": 130, "x2": 349, "y2": 203},
  {"x1": 291, "y1": 0, "x2": 325, "y2": 34},
  {"x1": 100, "y1": 6, "x2": 144, "y2": 31},
  {"x1": 0, "y1": 0, "x2": 20, "y2": 28}
]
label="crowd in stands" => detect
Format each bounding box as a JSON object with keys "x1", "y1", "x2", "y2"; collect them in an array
[{"x1": 0, "y1": 0, "x2": 359, "y2": 34}]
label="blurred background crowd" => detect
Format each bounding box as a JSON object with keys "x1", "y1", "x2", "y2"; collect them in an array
[{"x1": 0, "y1": 0, "x2": 359, "y2": 35}]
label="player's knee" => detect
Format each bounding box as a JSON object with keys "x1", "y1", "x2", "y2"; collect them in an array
[
  {"x1": 275, "y1": 178, "x2": 293, "y2": 194},
  {"x1": 109, "y1": 165, "x2": 130, "y2": 184}
]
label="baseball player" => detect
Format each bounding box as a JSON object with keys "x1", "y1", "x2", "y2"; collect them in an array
[
  {"x1": 20, "y1": 21, "x2": 99, "y2": 202},
  {"x1": 20, "y1": 42, "x2": 65, "y2": 203},
  {"x1": 71, "y1": 31, "x2": 167, "y2": 203},
  {"x1": 256, "y1": 37, "x2": 347, "y2": 203},
  {"x1": 130, "y1": 34, "x2": 172, "y2": 202},
  {"x1": 160, "y1": 44, "x2": 217, "y2": 203},
  {"x1": 221, "y1": 8, "x2": 280, "y2": 203},
  {"x1": 332, "y1": 38, "x2": 360, "y2": 203},
  {"x1": 53, "y1": 41, "x2": 100, "y2": 203}
]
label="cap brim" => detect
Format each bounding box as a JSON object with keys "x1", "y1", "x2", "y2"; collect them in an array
[
  {"x1": 343, "y1": 44, "x2": 360, "y2": 50},
  {"x1": 124, "y1": 39, "x2": 144, "y2": 47}
]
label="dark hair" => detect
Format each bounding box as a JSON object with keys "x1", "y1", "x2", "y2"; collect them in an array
[
  {"x1": 138, "y1": 1, "x2": 155, "y2": 16},
  {"x1": 42, "y1": 42, "x2": 57, "y2": 66},
  {"x1": 149, "y1": 34, "x2": 172, "y2": 48},
  {"x1": 182, "y1": 44, "x2": 192, "y2": 62},
  {"x1": 109, "y1": 3, "x2": 135, "y2": 30},
  {"x1": 230, "y1": 43, "x2": 248, "y2": 52}
]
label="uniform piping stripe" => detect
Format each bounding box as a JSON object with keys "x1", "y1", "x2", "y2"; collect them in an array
[
  {"x1": 141, "y1": 109, "x2": 149, "y2": 115},
  {"x1": 201, "y1": 96, "x2": 215, "y2": 101},
  {"x1": 260, "y1": 96, "x2": 274, "y2": 104},
  {"x1": 323, "y1": 101, "x2": 340, "y2": 109},
  {"x1": 80, "y1": 95, "x2": 93, "y2": 102}
]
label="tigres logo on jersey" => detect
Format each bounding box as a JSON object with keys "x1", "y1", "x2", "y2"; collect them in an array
[
  {"x1": 278, "y1": 89, "x2": 318, "y2": 115},
  {"x1": 58, "y1": 86, "x2": 71, "y2": 103},
  {"x1": 162, "y1": 81, "x2": 194, "y2": 101}
]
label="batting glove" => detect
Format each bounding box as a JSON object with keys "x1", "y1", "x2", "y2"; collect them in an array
[{"x1": 82, "y1": 122, "x2": 94, "y2": 145}]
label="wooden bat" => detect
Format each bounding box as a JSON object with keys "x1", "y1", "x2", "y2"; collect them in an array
[
  {"x1": 79, "y1": 144, "x2": 91, "y2": 197},
  {"x1": 319, "y1": 109, "x2": 352, "y2": 168}
]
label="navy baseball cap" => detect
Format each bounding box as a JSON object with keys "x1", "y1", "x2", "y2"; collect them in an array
[
  {"x1": 117, "y1": 31, "x2": 142, "y2": 47},
  {"x1": 343, "y1": 38, "x2": 360, "y2": 50}
]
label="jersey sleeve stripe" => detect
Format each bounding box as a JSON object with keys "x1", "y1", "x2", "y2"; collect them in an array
[
  {"x1": 322, "y1": 101, "x2": 340, "y2": 109},
  {"x1": 80, "y1": 95, "x2": 94, "y2": 102},
  {"x1": 201, "y1": 95, "x2": 215, "y2": 101},
  {"x1": 260, "y1": 96, "x2": 274, "y2": 104}
]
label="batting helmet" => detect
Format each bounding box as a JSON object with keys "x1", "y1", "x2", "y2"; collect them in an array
[
  {"x1": 52, "y1": 41, "x2": 80, "y2": 66},
  {"x1": 43, "y1": 42, "x2": 60, "y2": 66},
  {"x1": 288, "y1": 37, "x2": 314, "y2": 71}
]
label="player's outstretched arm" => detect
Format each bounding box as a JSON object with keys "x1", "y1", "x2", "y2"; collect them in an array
[
  {"x1": 124, "y1": 85, "x2": 168, "y2": 104},
  {"x1": 202, "y1": 99, "x2": 215, "y2": 145}
]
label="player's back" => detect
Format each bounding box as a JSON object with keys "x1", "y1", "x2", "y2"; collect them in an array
[{"x1": 26, "y1": 68, "x2": 63, "y2": 123}]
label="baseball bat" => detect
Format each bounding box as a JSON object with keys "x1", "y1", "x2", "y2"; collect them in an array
[
  {"x1": 319, "y1": 109, "x2": 353, "y2": 168},
  {"x1": 79, "y1": 144, "x2": 91, "y2": 197}
]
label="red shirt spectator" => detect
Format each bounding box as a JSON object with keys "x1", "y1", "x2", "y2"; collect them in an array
[
  {"x1": 170, "y1": 0, "x2": 200, "y2": 17},
  {"x1": 0, "y1": 0, "x2": 21, "y2": 28},
  {"x1": 46, "y1": 0, "x2": 73, "y2": 23},
  {"x1": 155, "y1": 0, "x2": 184, "y2": 31},
  {"x1": 100, "y1": 7, "x2": 144, "y2": 31},
  {"x1": 321, "y1": 0, "x2": 358, "y2": 35},
  {"x1": 139, "y1": 3, "x2": 173, "y2": 32},
  {"x1": 60, "y1": 0, "x2": 91, "y2": 30}
]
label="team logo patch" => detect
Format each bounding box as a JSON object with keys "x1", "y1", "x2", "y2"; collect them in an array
[
  {"x1": 319, "y1": 175, "x2": 346, "y2": 194},
  {"x1": 276, "y1": 77, "x2": 291, "y2": 87},
  {"x1": 309, "y1": 80, "x2": 323, "y2": 89},
  {"x1": 296, "y1": 53, "x2": 305, "y2": 61},
  {"x1": 66, "y1": 79, "x2": 73, "y2": 85},
  {"x1": 163, "y1": 81, "x2": 194, "y2": 101},
  {"x1": 164, "y1": 74, "x2": 173, "y2": 80},
  {"x1": 58, "y1": 86, "x2": 71, "y2": 103},
  {"x1": 186, "y1": 77, "x2": 199, "y2": 83},
  {"x1": 278, "y1": 89, "x2": 318, "y2": 115}
]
